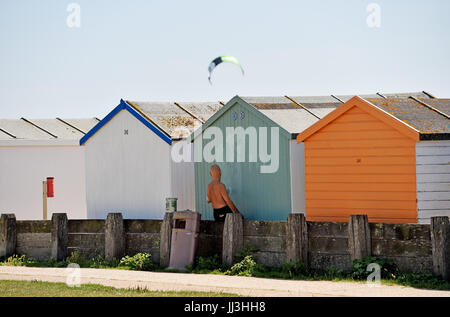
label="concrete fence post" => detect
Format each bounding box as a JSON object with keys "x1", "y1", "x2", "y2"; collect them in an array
[
  {"x1": 159, "y1": 212, "x2": 174, "y2": 268},
  {"x1": 0, "y1": 214, "x2": 16, "y2": 258},
  {"x1": 105, "y1": 213, "x2": 125, "y2": 262},
  {"x1": 222, "y1": 213, "x2": 243, "y2": 266},
  {"x1": 286, "y1": 213, "x2": 308, "y2": 265},
  {"x1": 430, "y1": 216, "x2": 450, "y2": 281},
  {"x1": 51, "y1": 213, "x2": 68, "y2": 261},
  {"x1": 348, "y1": 215, "x2": 371, "y2": 261}
]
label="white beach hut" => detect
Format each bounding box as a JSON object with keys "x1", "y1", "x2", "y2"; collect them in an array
[
  {"x1": 80, "y1": 99, "x2": 222, "y2": 219},
  {"x1": 0, "y1": 117, "x2": 99, "y2": 219}
]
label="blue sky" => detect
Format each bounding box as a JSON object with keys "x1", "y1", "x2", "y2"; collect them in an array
[{"x1": 1, "y1": 0, "x2": 449, "y2": 118}]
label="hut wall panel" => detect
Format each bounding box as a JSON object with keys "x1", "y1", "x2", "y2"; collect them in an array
[
  {"x1": 304, "y1": 106, "x2": 417, "y2": 223},
  {"x1": 290, "y1": 140, "x2": 306, "y2": 214},
  {"x1": 416, "y1": 141, "x2": 450, "y2": 224},
  {"x1": 84, "y1": 110, "x2": 171, "y2": 219},
  {"x1": 170, "y1": 141, "x2": 196, "y2": 211}
]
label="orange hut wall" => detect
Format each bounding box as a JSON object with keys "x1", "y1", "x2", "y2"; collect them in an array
[{"x1": 304, "y1": 106, "x2": 417, "y2": 223}]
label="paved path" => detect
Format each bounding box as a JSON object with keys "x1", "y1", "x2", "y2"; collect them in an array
[{"x1": 1, "y1": 266, "x2": 449, "y2": 297}]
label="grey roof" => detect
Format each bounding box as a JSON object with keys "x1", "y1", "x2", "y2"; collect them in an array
[
  {"x1": 0, "y1": 118, "x2": 99, "y2": 140},
  {"x1": 131, "y1": 96, "x2": 343, "y2": 137},
  {"x1": 241, "y1": 95, "x2": 340, "y2": 109},
  {"x1": 290, "y1": 95, "x2": 341, "y2": 103},
  {"x1": 383, "y1": 91, "x2": 434, "y2": 99},
  {"x1": 259, "y1": 109, "x2": 320, "y2": 134},
  {"x1": 4, "y1": 92, "x2": 440, "y2": 142},
  {"x1": 333, "y1": 94, "x2": 380, "y2": 102},
  {"x1": 175, "y1": 102, "x2": 223, "y2": 123},
  {"x1": 336, "y1": 92, "x2": 432, "y2": 102},
  {"x1": 242, "y1": 92, "x2": 430, "y2": 105},
  {"x1": 419, "y1": 99, "x2": 450, "y2": 117},
  {"x1": 26, "y1": 119, "x2": 84, "y2": 139},
  {"x1": 0, "y1": 128, "x2": 15, "y2": 140},
  {"x1": 129, "y1": 101, "x2": 222, "y2": 138},
  {"x1": 242, "y1": 97, "x2": 297, "y2": 110},
  {"x1": 241, "y1": 96, "x2": 342, "y2": 134},
  {"x1": 59, "y1": 118, "x2": 100, "y2": 134},
  {"x1": 240, "y1": 96, "x2": 295, "y2": 105},
  {"x1": 239, "y1": 92, "x2": 439, "y2": 136},
  {"x1": 240, "y1": 96, "x2": 321, "y2": 134},
  {"x1": 0, "y1": 119, "x2": 54, "y2": 139},
  {"x1": 299, "y1": 106, "x2": 338, "y2": 119},
  {"x1": 367, "y1": 98, "x2": 450, "y2": 135}
]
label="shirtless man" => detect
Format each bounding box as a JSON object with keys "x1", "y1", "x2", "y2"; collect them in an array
[{"x1": 207, "y1": 164, "x2": 241, "y2": 222}]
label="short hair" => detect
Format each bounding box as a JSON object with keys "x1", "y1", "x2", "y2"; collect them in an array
[{"x1": 210, "y1": 164, "x2": 221, "y2": 173}]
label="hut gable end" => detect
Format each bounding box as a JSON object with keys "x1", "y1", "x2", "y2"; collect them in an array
[
  {"x1": 298, "y1": 96, "x2": 420, "y2": 143},
  {"x1": 190, "y1": 96, "x2": 293, "y2": 142},
  {"x1": 80, "y1": 100, "x2": 172, "y2": 146},
  {"x1": 307, "y1": 106, "x2": 411, "y2": 143}
]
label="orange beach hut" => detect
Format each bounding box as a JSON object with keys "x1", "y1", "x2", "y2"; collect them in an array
[{"x1": 297, "y1": 96, "x2": 450, "y2": 224}]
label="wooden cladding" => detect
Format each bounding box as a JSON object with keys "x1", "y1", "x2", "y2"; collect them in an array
[{"x1": 304, "y1": 106, "x2": 417, "y2": 223}]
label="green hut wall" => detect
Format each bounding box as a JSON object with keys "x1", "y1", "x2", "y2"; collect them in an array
[{"x1": 194, "y1": 99, "x2": 292, "y2": 221}]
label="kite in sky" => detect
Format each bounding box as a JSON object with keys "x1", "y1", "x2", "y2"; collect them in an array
[{"x1": 208, "y1": 55, "x2": 244, "y2": 84}]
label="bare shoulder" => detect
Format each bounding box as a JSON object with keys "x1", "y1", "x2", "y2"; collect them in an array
[
  {"x1": 209, "y1": 181, "x2": 223, "y2": 187},
  {"x1": 218, "y1": 183, "x2": 227, "y2": 192}
]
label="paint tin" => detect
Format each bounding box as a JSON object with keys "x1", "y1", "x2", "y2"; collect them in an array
[{"x1": 166, "y1": 198, "x2": 178, "y2": 212}]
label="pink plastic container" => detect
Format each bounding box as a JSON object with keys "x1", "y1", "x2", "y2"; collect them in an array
[{"x1": 168, "y1": 211, "x2": 201, "y2": 271}]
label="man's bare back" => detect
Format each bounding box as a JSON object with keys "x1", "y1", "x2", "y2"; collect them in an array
[
  {"x1": 206, "y1": 165, "x2": 240, "y2": 221},
  {"x1": 207, "y1": 181, "x2": 228, "y2": 209}
]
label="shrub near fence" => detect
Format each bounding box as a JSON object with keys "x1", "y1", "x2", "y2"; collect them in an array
[{"x1": 0, "y1": 213, "x2": 449, "y2": 280}]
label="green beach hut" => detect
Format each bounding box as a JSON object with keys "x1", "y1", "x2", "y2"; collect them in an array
[{"x1": 191, "y1": 95, "x2": 341, "y2": 221}]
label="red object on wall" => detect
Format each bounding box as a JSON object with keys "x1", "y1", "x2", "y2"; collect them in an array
[{"x1": 46, "y1": 177, "x2": 54, "y2": 197}]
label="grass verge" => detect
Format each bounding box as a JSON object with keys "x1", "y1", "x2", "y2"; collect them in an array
[{"x1": 0, "y1": 280, "x2": 239, "y2": 297}]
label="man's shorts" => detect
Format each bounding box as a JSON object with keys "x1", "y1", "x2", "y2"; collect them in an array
[{"x1": 213, "y1": 205, "x2": 233, "y2": 222}]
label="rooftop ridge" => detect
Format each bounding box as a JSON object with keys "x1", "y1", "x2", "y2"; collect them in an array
[{"x1": 284, "y1": 95, "x2": 321, "y2": 119}]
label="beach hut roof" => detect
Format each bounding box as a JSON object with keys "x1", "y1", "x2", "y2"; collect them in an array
[
  {"x1": 367, "y1": 98, "x2": 450, "y2": 137},
  {"x1": 333, "y1": 91, "x2": 433, "y2": 103},
  {"x1": 191, "y1": 92, "x2": 436, "y2": 141},
  {"x1": 242, "y1": 93, "x2": 432, "y2": 135},
  {"x1": 0, "y1": 117, "x2": 99, "y2": 140},
  {"x1": 80, "y1": 99, "x2": 224, "y2": 146},
  {"x1": 128, "y1": 101, "x2": 222, "y2": 139},
  {"x1": 241, "y1": 96, "x2": 341, "y2": 134},
  {"x1": 298, "y1": 96, "x2": 450, "y2": 143}
]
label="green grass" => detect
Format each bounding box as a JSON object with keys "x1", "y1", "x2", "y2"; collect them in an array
[
  {"x1": 0, "y1": 280, "x2": 239, "y2": 297},
  {"x1": 381, "y1": 273, "x2": 450, "y2": 291}
]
